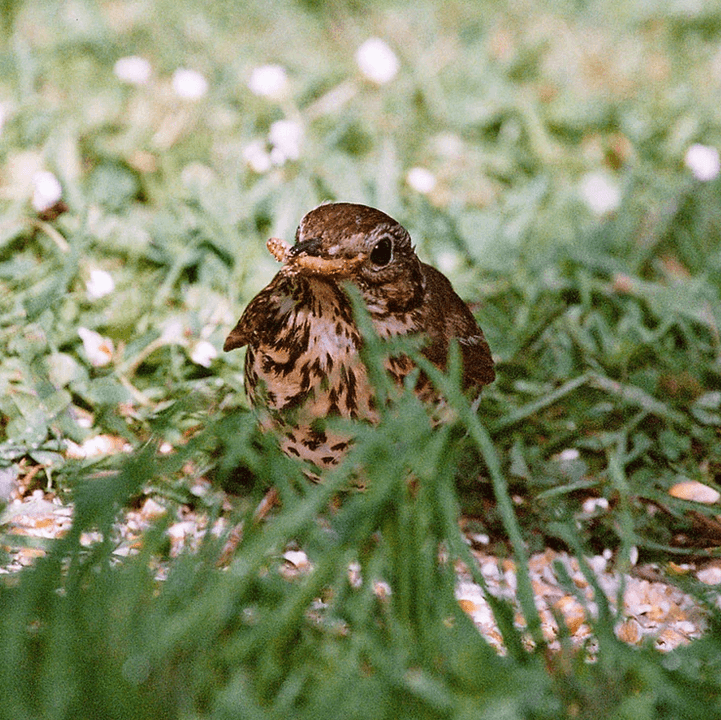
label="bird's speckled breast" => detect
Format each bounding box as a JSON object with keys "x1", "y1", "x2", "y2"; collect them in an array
[{"x1": 244, "y1": 276, "x2": 379, "y2": 466}]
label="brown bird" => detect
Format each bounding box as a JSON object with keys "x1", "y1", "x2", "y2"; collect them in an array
[{"x1": 224, "y1": 202, "x2": 494, "y2": 468}]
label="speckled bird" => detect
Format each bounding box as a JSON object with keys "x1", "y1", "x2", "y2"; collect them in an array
[{"x1": 224, "y1": 202, "x2": 495, "y2": 468}]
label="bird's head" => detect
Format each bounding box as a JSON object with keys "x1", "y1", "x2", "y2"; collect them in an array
[{"x1": 279, "y1": 202, "x2": 424, "y2": 313}]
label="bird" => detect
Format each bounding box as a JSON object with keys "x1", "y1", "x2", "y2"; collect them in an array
[{"x1": 224, "y1": 202, "x2": 495, "y2": 469}]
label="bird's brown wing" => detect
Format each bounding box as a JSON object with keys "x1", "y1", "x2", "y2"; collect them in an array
[
  {"x1": 457, "y1": 330, "x2": 495, "y2": 389},
  {"x1": 421, "y1": 265, "x2": 495, "y2": 392},
  {"x1": 224, "y1": 277, "x2": 286, "y2": 351},
  {"x1": 223, "y1": 305, "x2": 256, "y2": 351}
]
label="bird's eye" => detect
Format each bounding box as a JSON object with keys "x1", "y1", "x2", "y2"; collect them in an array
[{"x1": 370, "y1": 237, "x2": 393, "y2": 267}]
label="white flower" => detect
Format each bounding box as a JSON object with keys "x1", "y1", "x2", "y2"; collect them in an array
[
  {"x1": 31, "y1": 171, "x2": 63, "y2": 212},
  {"x1": 78, "y1": 327, "x2": 114, "y2": 367},
  {"x1": 406, "y1": 167, "x2": 437, "y2": 194},
  {"x1": 242, "y1": 140, "x2": 273, "y2": 173},
  {"x1": 581, "y1": 497, "x2": 609, "y2": 514},
  {"x1": 268, "y1": 119, "x2": 303, "y2": 162},
  {"x1": 113, "y1": 56, "x2": 152, "y2": 85},
  {"x1": 160, "y1": 318, "x2": 185, "y2": 343},
  {"x1": 557, "y1": 448, "x2": 580, "y2": 462},
  {"x1": 172, "y1": 68, "x2": 208, "y2": 100},
  {"x1": 433, "y1": 132, "x2": 463, "y2": 158},
  {"x1": 579, "y1": 171, "x2": 621, "y2": 215},
  {"x1": 356, "y1": 38, "x2": 399, "y2": 84},
  {"x1": 190, "y1": 340, "x2": 217, "y2": 367},
  {"x1": 684, "y1": 143, "x2": 720, "y2": 182},
  {"x1": 0, "y1": 103, "x2": 6, "y2": 136},
  {"x1": 86, "y1": 269, "x2": 115, "y2": 300},
  {"x1": 435, "y1": 251, "x2": 460, "y2": 274},
  {"x1": 248, "y1": 64, "x2": 289, "y2": 99}
]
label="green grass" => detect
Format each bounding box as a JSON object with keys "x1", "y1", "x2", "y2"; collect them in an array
[{"x1": 1, "y1": 0, "x2": 721, "y2": 717}]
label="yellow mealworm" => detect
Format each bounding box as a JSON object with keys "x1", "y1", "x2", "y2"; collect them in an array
[{"x1": 266, "y1": 237, "x2": 292, "y2": 262}]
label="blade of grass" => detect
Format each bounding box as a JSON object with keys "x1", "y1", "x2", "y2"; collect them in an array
[
  {"x1": 415, "y1": 350, "x2": 546, "y2": 651},
  {"x1": 492, "y1": 373, "x2": 591, "y2": 432}
]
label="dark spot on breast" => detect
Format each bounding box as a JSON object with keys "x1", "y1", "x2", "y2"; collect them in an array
[
  {"x1": 305, "y1": 429, "x2": 327, "y2": 451},
  {"x1": 345, "y1": 368, "x2": 357, "y2": 411},
  {"x1": 299, "y1": 362, "x2": 311, "y2": 392},
  {"x1": 262, "y1": 354, "x2": 297, "y2": 377},
  {"x1": 327, "y1": 387, "x2": 340, "y2": 415}
]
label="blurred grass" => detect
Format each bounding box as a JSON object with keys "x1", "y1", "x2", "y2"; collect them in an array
[{"x1": 1, "y1": 0, "x2": 721, "y2": 717}]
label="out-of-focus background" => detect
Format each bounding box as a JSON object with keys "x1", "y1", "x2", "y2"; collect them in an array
[{"x1": 1, "y1": 1, "x2": 721, "y2": 717}]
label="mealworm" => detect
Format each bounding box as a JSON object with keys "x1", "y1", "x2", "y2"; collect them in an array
[{"x1": 266, "y1": 236, "x2": 292, "y2": 262}]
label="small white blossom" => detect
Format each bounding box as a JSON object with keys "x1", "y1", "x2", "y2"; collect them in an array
[
  {"x1": 435, "y1": 251, "x2": 460, "y2": 274},
  {"x1": 242, "y1": 140, "x2": 273, "y2": 173},
  {"x1": 268, "y1": 119, "x2": 303, "y2": 162},
  {"x1": 160, "y1": 318, "x2": 185, "y2": 343},
  {"x1": 0, "y1": 103, "x2": 6, "y2": 136},
  {"x1": 31, "y1": 171, "x2": 63, "y2": 212},
  {"x1": 113, "y1": 56, "x2": 152, "y2": 85},
  {"x1": 406, "y1": 167, "x2": 437, "y2": 194},
  {"x1": 190, "y1": 340, "x2": 217, "y2": 367},
  {"x1": 557, "y1": 448, "x2": 580, "y2": 462},
  {"x1": 356, "y1": 38, "x2": 399, "y2": 84},
  {"x1": 248, "y1": 64, "x2": 289, "y2": 99},
  {"x1": 580, "y1": 171, "x2": 621, "y2": 216},
  {"x1": 582, "y1": 497, "x2": 609, "y2": 515},
  {"x1": 86, "y1": 269, "x2": 115, "y2": 300},
  {"x1": 684, "y1": 143, "x2": 720, "y2": 182},
  {"x1": 433, "y1": 132, "x2": 463, "y2": 158},
  {"x1": 78, "y1": 327, "x2": 114, "y2": 367},
  {"x1": 172, "y1": 68, "x2": 208, "y2": 100}
]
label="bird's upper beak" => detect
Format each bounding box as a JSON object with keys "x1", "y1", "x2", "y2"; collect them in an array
[{"x1": 282, "y1": 237, "x2": 364, "y2": 278}]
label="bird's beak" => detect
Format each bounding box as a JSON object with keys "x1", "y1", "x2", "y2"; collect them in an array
[
  {"x1": 281, "y1": 237, "x2": 364, "y2": 278},
  {"x1": 288, "y1": 237, "x2": 323, "y2": 258}
]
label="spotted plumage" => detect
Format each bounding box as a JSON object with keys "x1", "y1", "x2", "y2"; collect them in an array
[{"x1": 224, "y1": 202, "x2": 495, "y2": 468}]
